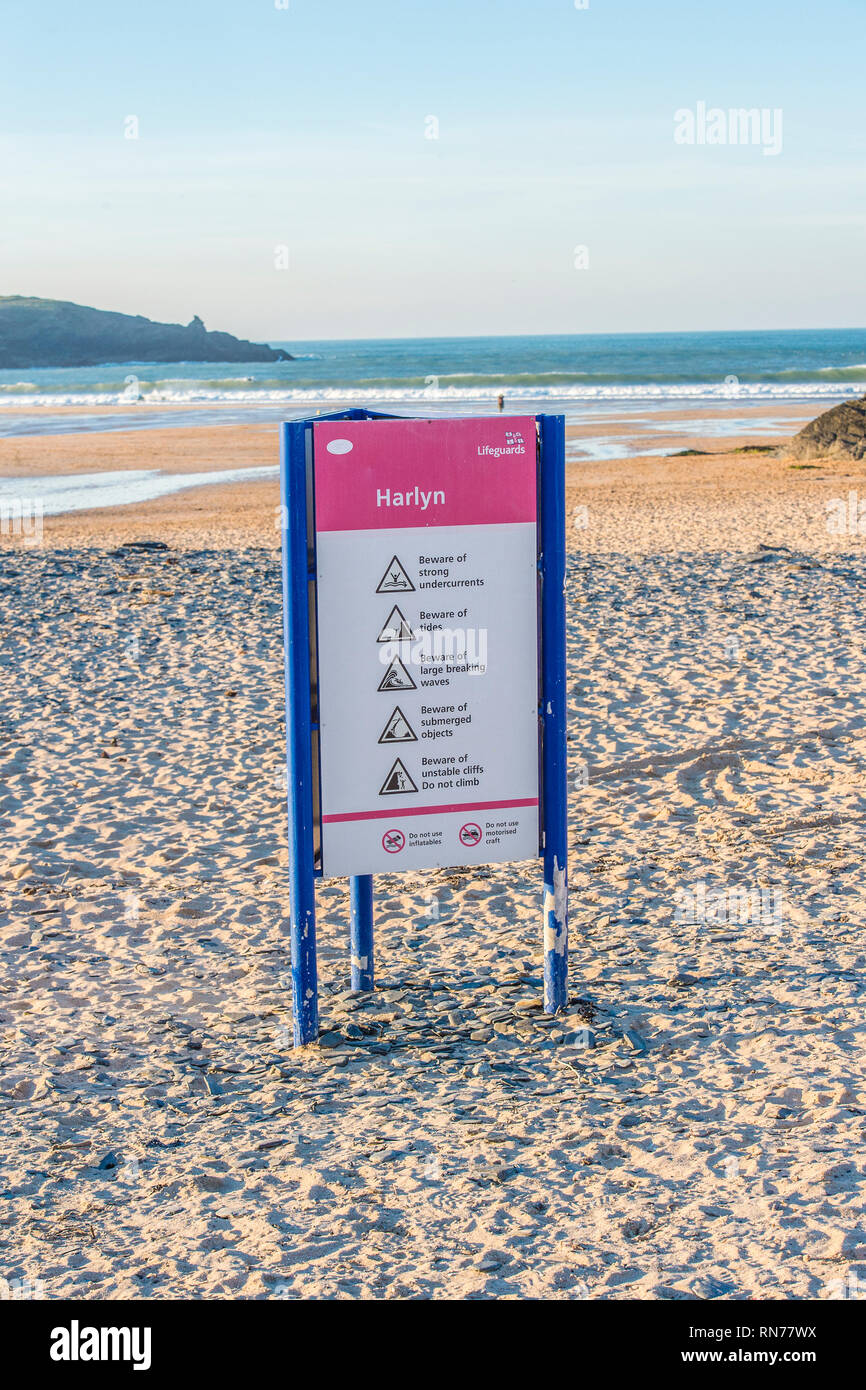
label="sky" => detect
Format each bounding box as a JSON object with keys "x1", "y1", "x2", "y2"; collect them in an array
[{"x1": 1, "y1": 0, "x2": 864, "y2": 342}]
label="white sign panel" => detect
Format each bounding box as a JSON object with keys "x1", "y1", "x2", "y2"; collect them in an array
[{"x1": 313, "y1": 416, "x2": 539, "y2": 877}]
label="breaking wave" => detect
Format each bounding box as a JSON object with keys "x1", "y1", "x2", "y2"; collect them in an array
[{"x1": 0, "y1": 380, "x2": 863, "y2": 409}]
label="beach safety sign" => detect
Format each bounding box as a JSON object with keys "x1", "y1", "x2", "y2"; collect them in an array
[{"x1": 312, "y1": 416, "x2": 540, "y2": 877}]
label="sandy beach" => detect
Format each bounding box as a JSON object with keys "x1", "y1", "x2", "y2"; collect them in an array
[{"x1": 1, "y1": 403, "x2": 865, "y2": 1301}]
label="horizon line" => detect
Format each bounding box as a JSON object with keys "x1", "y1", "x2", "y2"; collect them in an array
[{"x1": 270, "y1": 325, "x2": 866, "y2": 345}]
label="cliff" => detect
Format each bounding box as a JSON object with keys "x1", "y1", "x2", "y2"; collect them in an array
[{"x1": 0, "y1": 296, "x2": 292, "y2": 368}]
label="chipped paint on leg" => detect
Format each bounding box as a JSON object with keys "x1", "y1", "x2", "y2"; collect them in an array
[
  {"x1": 543, "y1": 856, "x2": 568, "y2": 955},
  {"x1": 543, "y1": 857, "x2": 568, "y2": 1012}
]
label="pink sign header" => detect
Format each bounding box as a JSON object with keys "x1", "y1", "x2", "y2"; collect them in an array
[{"x1": 313, "y1": 416, "x2": 537, "y2": 532}]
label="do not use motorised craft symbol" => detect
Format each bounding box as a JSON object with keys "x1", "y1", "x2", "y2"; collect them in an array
[
  {"x1": 377, "y1": 605, "x2": 415, "y2": 643},
  {"x1": 376, "y1": 556, "x2": 415, "y2": 593},
  {"x1": 379, "y1": 758, "x2": 419, "y2": 796},
  {"x1": 378, "y1": 705, "x2": 418, "y2": 744}
]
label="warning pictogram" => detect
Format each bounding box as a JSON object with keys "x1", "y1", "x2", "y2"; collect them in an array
[
  {"x1": 382, "y1": 828, "x2": 406, "y2": 853},
  {"x1": 376, "y1": 556, "x2": 415, "y2": 593},
  {"x1": 379, "y1": 758, "x2": 419, "y2": 796},
  {"x1": 378, "y1": 706, "x2": 418, "y2": 744},
  {"x1": 377, "y1": 656, "x2": 416, "y2": 692},
  {"x1": 377, "y1": 605, "x2": 414, "y2": 643},
  {"x1": 459, "y1": 823, "x2": 482, "y2": 846}
]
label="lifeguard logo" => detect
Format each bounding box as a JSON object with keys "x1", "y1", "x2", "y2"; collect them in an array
[{"x1": 477, "y1": 430, "x2": 526, "y2": 458}]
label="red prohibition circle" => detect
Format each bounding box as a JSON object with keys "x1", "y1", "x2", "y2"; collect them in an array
[
  {"x1": 458, "y1": 822, "x2": 482, "y2": 847},
  {"x1": 382, "y1": 828, "x2": 405, "y2": 853}
]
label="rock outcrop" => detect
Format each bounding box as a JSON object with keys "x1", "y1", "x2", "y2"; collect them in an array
[
  {"x1": 0, "y1": 296, "x2": 292, "y2": 368},
  {"x1": 784, "y1": 396, "x2": 866, "y2": 462}
]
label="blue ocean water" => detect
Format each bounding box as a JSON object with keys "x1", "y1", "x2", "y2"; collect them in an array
[{"x1": 0, "y1": 329, "x2": 863, "y2": 416}]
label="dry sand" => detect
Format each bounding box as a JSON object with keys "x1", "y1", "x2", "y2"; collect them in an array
[{"x1": 1, "y1": 407, "x2": 865, "y2": 1300}]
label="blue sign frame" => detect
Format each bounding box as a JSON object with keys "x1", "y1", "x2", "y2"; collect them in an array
[{"x1": 280, "y1": 408, "x2": 567, "y2": 1046}]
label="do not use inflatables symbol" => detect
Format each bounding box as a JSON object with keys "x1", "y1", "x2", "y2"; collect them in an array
[
  {"x1": 378, "y1": 705, "x2": 418, "y2": 744},
  {"x1": 376, "y1": 556, "x2": 415, "y2": 593},
  {"x1": 377, "y1": 605, "x2": 414, "y2": 643},
  {"x1": 379, "y1": 758, "x2": 418, "y2": 796},
  {"x1": 377, "y1": 656, "x2": 416, "y2": 692},
  {"x1": 459, "y1": 823, "x2": 482, "y2": 846},
  {"x1": 382, "y1": 828, "x2": 405, "y2": 853}
]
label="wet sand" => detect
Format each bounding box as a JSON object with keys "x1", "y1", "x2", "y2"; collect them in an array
[{"x1": 0, "y1": 404, "x2": 861, "y2": 554}]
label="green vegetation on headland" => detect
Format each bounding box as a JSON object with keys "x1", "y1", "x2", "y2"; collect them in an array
[{"x1": 0, "y1": 296, "x2": 292, "y2": 368}]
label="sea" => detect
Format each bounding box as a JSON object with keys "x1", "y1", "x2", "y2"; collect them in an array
[{"x1": 0, "y1": 329, "x2": 863, "y2": 437}]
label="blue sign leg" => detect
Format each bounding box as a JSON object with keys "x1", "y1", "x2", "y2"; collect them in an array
[
  {"x1": 280, "y1": 422, "x2": 320, "y2": 1046},
  {"x1": 349, "y1": 875, "x2": 375, "y2": 991},
  {"x1": 538, "y1": 414, "x2": 569, "y2": 1012}
]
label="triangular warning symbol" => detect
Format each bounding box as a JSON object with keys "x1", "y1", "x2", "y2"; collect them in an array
[
  {"x1": 376, "y1": 556, "x2": 415, "y2": 593},
  {"x1": 378, "y1": 705, "x2": 418, "y2": 744},
  {"x1": 377, "y1": 657, "x2": 416, "y2": 692},
  {"x1": 377, "y1": 605, "x2": 414, "y2": 643},
  {"x1": 379, "y1": 758, "x2": 418, "y2": 796}
]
